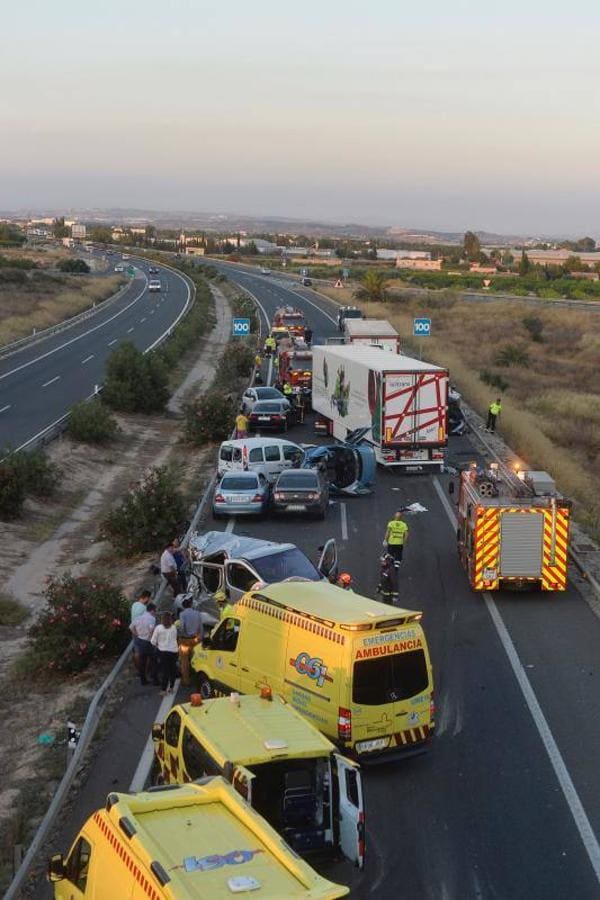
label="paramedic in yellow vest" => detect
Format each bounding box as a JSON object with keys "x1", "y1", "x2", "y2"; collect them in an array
[
  {"x1": 384, "y1": 511, "x2": 409, "y2": 569},
  {"x1": 486, "y1": 397, "x2": 502, "y2": 433}
]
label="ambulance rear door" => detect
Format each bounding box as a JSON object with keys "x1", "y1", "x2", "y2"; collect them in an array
[{"x1": 333, "y1": 754, "x2": 365, "y2": 868}]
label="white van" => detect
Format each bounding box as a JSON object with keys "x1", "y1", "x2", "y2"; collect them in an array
[{"x1": 218, "y1": 437, "x2": 303, "y2": 482}]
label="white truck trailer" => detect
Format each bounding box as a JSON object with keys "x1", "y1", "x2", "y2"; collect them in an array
[
  {"x1": 312, "y1": 344, "x2": 449, "y2": 470},
  {"x1": 343, "y1": 318, "x2": 401, "y2": 353}
]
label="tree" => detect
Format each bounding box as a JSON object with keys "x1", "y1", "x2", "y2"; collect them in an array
[
  {"x1": 563, "y1": 255, "x2": 585, "y2": 273},
  {"x1": 102, "y1": 342, "x2": 170, "y2": 413},
  {"x1": 518, "y1": 251, "x2": 531, "y2": 276},
  {"x1": 501, "y1": 251, "x2": 514, "y2": 267},
  {"x1": 57, "y1": 258, "x2": 90, "y2": 273},
  {"x1": 89, "y1": 226, "x2": 113, "y2": 244},
  {"x1": 463, "y1": 231, "x2": 481, "y2": 261},
  {"x1": 576, "y1": 237, "x2": 596, "y2": 252},
  {"x1": 357, "y1": 270, "x2": 388, "y2": 303},
  {"x1": 145, "y1": 225, "x2": 156, "y2": 241},
  {"x1": 52, "y1": 217, "x2": 69, "y2": 239}
]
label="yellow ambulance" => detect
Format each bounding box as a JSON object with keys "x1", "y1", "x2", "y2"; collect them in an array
[
  {"x1": 48, "y1": 778, "x2": 348, "y2": 898},
  {"x1": 152, "y1": 692, "x2": 365, "y2": 868},
  {"x1": 191, "y1": 581, "x2": 434, "y2": 762}
]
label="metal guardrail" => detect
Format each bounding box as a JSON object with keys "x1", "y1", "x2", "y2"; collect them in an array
[
  {"x1": 4, "y1": 276, "x2": 258, "y2": 899},
  {"x1": 0, "y1": 277, "x2": 134, "y2": 362}
]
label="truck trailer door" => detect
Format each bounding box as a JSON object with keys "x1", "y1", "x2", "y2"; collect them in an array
[{"x1": 334, "y1": 754, "x2": 365, "y2": 868}]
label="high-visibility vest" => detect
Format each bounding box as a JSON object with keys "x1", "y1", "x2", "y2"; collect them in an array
[
  {"x1": 283, "y1": 383, "x2": 293, "y2": 395},
  {"x1": 387, "y1": 519, "x2": 408, "y2": 545},
  {"x1": 489, "y1": 401, "x2": 502, "y2": 415}
]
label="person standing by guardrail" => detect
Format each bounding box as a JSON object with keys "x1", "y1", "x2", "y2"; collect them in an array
[
  {"x1": 177, "y1": 596, "x2": 204, "y2": 685},
  {"x1": 160, "y1": 541, "x2": 179, "y2": 596},
  {"x1": 151, "y1": 611, "x2": 179, "y2": 694},
  {"x1": 130, "y1": 603, "x2": 159, "y2": 686}
]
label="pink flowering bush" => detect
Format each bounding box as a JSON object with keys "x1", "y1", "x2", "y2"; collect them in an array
[{"x1": 28, "y1": 574, "x2": 130, "y2": 675}]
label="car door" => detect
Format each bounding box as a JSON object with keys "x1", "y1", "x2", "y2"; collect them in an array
[
  {"x1": 198, "y1": 562, "x2": 224, "y2": 595},
  {"x1": 57, "y1": 836, "x2": 93, "y2": 899},
  {"x1": 334, "y1": 754, "x2": 365, "y2": 868},
  {"x1": 225, "y1": 560, "x2": 262, "y2": 601},
  {"x1": 264, "y1": 443, "x2": 285, "y2": 479},
  {"x1": 317, "y1": 539, "x2": 338, "y2": 581}
]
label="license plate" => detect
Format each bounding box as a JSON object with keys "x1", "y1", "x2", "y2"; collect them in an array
[
  {"x1": 228, "y1": 496, "x2": 247, "y2": 503},
  {"x1": 286, "y1": 504, "x2": 306, "y2": 511},
  {"x1": 258, "y1": 416, "x2": 270, "y2": 422},
  {"x1": 356, "y1": 737, "x2": 390, "y2": 754}
]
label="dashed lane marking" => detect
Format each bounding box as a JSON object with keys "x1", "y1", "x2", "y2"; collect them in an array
[
  {"x1": 81, "y1": 354, "x2": 94, "y2": 364},
  {"x1": 42, "y1": 376, "x2": 60, "y2": 388}
]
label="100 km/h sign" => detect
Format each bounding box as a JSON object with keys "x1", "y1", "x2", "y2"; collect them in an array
[
  {"x1": 232, "y1": 318, "x2": 251, "y2": 336},
  {"x1": 413, "y1": 317, "x2": 431, "y2": 336}
]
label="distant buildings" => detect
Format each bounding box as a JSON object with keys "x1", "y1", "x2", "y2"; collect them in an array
[
  {"x1": 396, "y1": 257, "x2": 442, "y2": 270},
  {"x1": 510, "y1": 248, "x2": 600, "y2": 268}
]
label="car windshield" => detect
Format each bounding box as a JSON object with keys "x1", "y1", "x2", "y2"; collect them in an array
[
  {"x1": 352, "y1": 650, "x2": 428, "y2": 705},
  {"x1": 345, "y1": 309, "x2": 362, "y2": 319},
  {"x1": 253, "y1": 548, "x2": 320, "y2": 583},
  {"x1": 220, "y1": 476, "x2": 259, "y2": 491},
  {"x1": 254, "y1": 402, "x2": 281, "y2": 412},
  {"x1": 256, "y1": 388, "x2": 283, "y2": 399},
  {"x1": 278, "y1": 472, "x2": 318, "y2": 488}
]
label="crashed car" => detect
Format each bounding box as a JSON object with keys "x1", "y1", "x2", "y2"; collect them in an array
[
  {"x1": 188, "y1": 532, "x2": 338, "y2": 604},
  {"x1": 302, "y1": 429, "x2": 376, "y2": 496}
]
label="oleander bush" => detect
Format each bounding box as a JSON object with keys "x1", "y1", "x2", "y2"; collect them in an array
[
  {"x1": 184, "y1": 392, "x2": 235, "y2": 445},
  {"x1": 67, "y1": 399, "x2": 120, "y2": 444}
]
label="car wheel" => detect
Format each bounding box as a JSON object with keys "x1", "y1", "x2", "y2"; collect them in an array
[{"x1": 196, "y1": 673, "x2": 214, "y2": 700}]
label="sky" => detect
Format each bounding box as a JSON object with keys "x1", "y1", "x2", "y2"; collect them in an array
[{"x1": 2, "y1": 0, "x2": 600, "y2": 235}]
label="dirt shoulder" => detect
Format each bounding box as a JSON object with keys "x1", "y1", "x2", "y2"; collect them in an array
[{"x1": 0, "y1": 277, "x2": 238, "y2": 889}]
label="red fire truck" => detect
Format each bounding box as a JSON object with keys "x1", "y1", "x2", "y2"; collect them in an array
[{"x1": 273, "y1": 306, "x2": 307, "y2": 338}]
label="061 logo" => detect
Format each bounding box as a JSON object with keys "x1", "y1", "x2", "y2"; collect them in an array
[{"x1": 290, "y1": 651, "x2": 332, "y2": 687}]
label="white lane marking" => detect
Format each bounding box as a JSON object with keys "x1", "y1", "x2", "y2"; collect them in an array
[
  {"x1": 42, "y1": 376, "x2": 60, "y2": 388},
  {"x1": 432, "y1": 476, "x2": 600, "y2": 884},
  {"x1": 140, "y1": 317, "x2": 147, "y2": 323},
  {"x1": 150, "y1": 310, "x2": 155, "y2": 315},
  {"x1": 81, "y1": 354, "x2": 94, "y2": 364},
  {"x1": 0, "y1": 275, "x2": 148, "y2": 383},
  {"x1": 0, "y1": 404, "x2": 11, "y2": 413},
  {"x1": 107, "y1": 339, "x2": 118, "y2": 347},
  {"x1": 127, "y1": 327, "x2": 134, "y2": 333},
  {"x1": 340, "y1": 502, "x2": 349, "y2": 540},
  {"x1": 225, "y1": 517, "x2": 236, "y2": 533},
  {"x1": 128, "y1": 681, "x2": 181, "y2": 793}
]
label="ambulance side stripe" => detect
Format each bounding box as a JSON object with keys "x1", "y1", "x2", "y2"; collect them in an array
[
  {"x1": 93, "y1": 812, "x2": 162, "y2": 900},
  {"x1": 240, "y1": 595, "x2": 346, "y2": 644}
]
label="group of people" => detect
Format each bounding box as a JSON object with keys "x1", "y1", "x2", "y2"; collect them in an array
[{"x1": 130, "y1": 590, "x2": 204, "y2": 693}]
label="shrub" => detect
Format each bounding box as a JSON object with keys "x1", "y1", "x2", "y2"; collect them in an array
[
  {"x1": 0, "y1": 594, "x2": 28, "y2": 626},
  {"x1": 480, "y1": 369, "x2": 510, "y2": 392},
  {"x1": 27, "y1": 574, "x2": 130, "y2": 675},
  {"x1": 0, "y1": 460, "x2": 27, "y2": 519},
  {"x1": 11, "y1": 448, "x2": 60, "y2": 497},
  {"x1": 103, "y1": 342, "x2": 170, "y2": 413},
  {"x1": 67, "y1": 399, "x2": 120, "y2": 444},
  {"x1": 101, "y1": 466, "x2": 187, "y2": 556},
  {"x1": 184, "y1": 392, "x2": 235, "y2": 445},
  {"x1": 495, "y1": 343, "x2": 530, "y2": 367},
  {"x1": 57, "y1": 258, "x2": 91, "y2": 274},
  {"x1": 523, "y1": 315, "x2": 545, "y2": 342}
]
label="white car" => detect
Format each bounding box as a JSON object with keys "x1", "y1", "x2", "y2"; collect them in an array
[
  {"x1": 148, "y1": 280, "x2": 162, "y2": 292},
  {"x1": 114, "y1": 265, "x2": 124, "y2": 272},
  {"x1": 260, "y1": 268, "x2": 271, "y2": 275},
  {"x1": 241, "y1": 386, "x2": 290, "y2": 415}
]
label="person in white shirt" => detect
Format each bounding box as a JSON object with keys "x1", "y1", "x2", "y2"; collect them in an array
[
  {"x1": 151, "y1": 611, "x2": 179, "y2": 693},
  {"x1": 160, "y1": 542, "x2": 179, "y2": 597},
  {"x1": 130, "y1": 589, "x2": 152, "y2": 623},
  {"x1": 130, "y1": 603, "x2": 158, "y2": 686}
]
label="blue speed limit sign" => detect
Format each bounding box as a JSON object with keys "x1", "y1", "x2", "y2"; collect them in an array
[
  {"x1": 232, "y1": 318, "x2": 251, "y2": 336},
  {"x1": 413, "y1": 317, "x2": 431, "y2": 336}
]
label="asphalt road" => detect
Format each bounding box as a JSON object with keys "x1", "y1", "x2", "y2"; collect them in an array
[
  {"x1": 0, "y1": 255, "x2": 192, "y2": 451},
  {"x1": 36, "y1": 264, "x2": 600, "y2": 899}
]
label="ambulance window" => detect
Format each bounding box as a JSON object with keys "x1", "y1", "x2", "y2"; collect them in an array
[
  {"x1": 352, "y1": 650, "x2": 429, "y2": 705},
  {"x1": 165, "y1": 711, "x2": 182, "y2": 748},
  {"x1": 264, "y1": 445, "x2": 281, "y2": 462},
  {"x1": 211, "y1": 618, "x2": 240, "y2": 652},
  {"x1": 182, "y1": 728, "x2": 221, "y2": 779},
  {"x1": 249, "y1": 447, "x2": 264, "y2": 462},
  {"x1": 65, "y1": 837, "x2": 91, "y2": 892},
  {"x1": 227, "y1": 563, "x2": 258, "y2": 593}
]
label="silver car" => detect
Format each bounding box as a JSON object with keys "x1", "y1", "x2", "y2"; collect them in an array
[
  {"x1": 241, "y1": 386, "x2": 290, "y2": 414},
  {"x1": 213, "y1": 471, "x2": 269, "y2": 518}
]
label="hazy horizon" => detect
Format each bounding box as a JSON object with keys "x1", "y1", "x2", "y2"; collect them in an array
[{"x1": 3, "y1": 1, "x2": 600, "y2": 236}]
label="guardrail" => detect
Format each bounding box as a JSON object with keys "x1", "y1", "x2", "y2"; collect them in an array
[
  {"x1": 0, "y1": 276, "x2": 134, "y2": 362},
  {"x1": 4, "y1": 278, "x2": 259, "y2": 899}
]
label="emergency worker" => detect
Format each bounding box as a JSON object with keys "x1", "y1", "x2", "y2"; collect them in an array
[
  {"x1": 282, "y1": 381, "x2": 293, "y2": 397},
  {"x1": 486, "y1": 397, "x2": 502, "y2": 433},
  {"x1": 384, "y1": 510, "x2": 408, "y2": 568},
  {"x1": 377, "y1": 553, "x2": 398, "y2": 604}
]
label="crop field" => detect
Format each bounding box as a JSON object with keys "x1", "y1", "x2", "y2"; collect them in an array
[{"x1": 326, "y1": 286, "x2": 600, "y2": 537}]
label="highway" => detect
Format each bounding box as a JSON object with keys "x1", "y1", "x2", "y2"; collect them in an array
[
  {"x1": 0, "y1": 255, "x2": 192, "y2": 451},
  {"x1": 34, "y1": 264, "x2": 600, "y2": 899}
]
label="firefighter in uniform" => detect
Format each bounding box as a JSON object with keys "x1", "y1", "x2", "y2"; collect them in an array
[
  {"x1": 384, "y1": 511, "x2": 408, "y2": 568},
  {"x1": 377, "y1": 553, "x2": 398, "y2": 604}
]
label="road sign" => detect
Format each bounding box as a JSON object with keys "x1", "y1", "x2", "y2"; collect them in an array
[
  {"x1": 232, "y1": 317, "x2": 251, "y2": 336},
  {"x1": 127, "y1": 266, "x2": 135, "y2": 276},
  {"x1": 413, "y1": 317, "x2": 431, "y2": 337}
]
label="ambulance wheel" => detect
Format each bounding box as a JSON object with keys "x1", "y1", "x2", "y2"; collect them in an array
[{"x1": 196, "y1": 673, "x2": 214, "y2": 700}]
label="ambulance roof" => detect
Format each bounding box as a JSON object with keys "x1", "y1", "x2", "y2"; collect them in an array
[
  {"x1": 256, "y1": 581, "x2": 420, "y2": 626},
  {"x1": 106, "y1": 779, "x2": 347, "y2": 898},
  {"x1": 178, "y1": 694, "x2": 334, "y2": 767},
  {"x1": 314, "y1": 343, "x2": 445, "y2": 373},
  {"x1": 344, "y1": 318, "x2": 399, "y2": 337}
]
